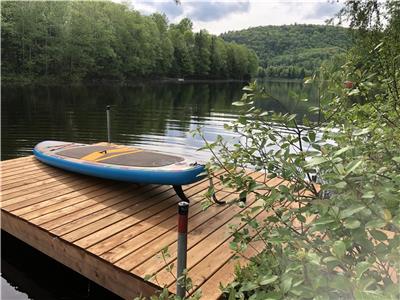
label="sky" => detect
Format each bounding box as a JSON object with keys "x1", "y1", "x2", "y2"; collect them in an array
[{"x1": 121, "y1": 0, "x2": 343, "y2": 34}]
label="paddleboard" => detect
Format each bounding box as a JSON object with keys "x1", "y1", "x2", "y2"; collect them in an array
[{"x1": 33, "y1": 141, "x2": 205, "y2": 185}]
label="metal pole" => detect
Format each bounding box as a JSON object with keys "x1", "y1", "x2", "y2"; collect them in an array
[
  {"x1": 176, "y1": 201, "x2": 189, "y2": 299},
  {"x1": 106, "y1": 105, "x2": 111, "y2": 143}
]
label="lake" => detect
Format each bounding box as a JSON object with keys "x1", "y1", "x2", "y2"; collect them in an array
[{"x1": 1, "y1": 80, "x2": 317, "y2": 299}]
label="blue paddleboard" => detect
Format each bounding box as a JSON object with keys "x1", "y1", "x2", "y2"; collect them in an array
[{"x1": 33, "y1": 141, "x2": 205, "y2": 185}]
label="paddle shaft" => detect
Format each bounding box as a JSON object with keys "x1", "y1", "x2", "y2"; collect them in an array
[{"x1": 106, "y1": 105, "x2": 111, "y2": 143}]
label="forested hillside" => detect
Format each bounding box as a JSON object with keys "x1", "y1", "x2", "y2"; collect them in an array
[
  {"x1": 221, "y1": 24, "x2": 352, "y2": 78},
  {"x1": 1, "y1": 1, "x2": 258, "y2": 83}
]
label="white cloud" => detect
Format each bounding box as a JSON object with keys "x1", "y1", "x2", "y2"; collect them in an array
[{"x1": 118, "y1": 0, "x2": 343, "y2": 34}]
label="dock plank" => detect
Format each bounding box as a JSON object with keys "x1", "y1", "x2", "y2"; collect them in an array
[
  {"x1": 138, "y1": 197, "x2": 266, "y2": 288},
  {"x1": 196, "y1": 239, "x2": 266, "y2": 299},
  {"x1": 2, "y1": 174, "x2": 86, "y2": 201},
  {"x1": 88, "y1": 178, "x2": 228, "y2": 259},
  {"x1": 2, "y1": 170, "x2": 67, "y2": 190},
  {"x1": 41, "y1": 185, "x2": 158, "y2": 231},
  {"x1": 58, "y1": 186, "x2": 176, "y2": 242},
  {"x1": 1, "y1": 155, "x2": 35, "y2": 167},
  {"x1": 124, "y1": 190, "x2": 244, "y2": 275},
  {"x1": 15, "y1": 182, "x2": 122, "y2": 218},
  {"x1": 72, "y1": 191, "x2": 181, "y2": 247},
  {"x1": 2, "y1": 177, "x2": 102, "y2": 211},
  {"x1": 1, "y1": 211, "x2": 160, "y2": 299},
  {"x1": 118, "y1": 174, "x2": 266, "y2": 275},
  {"x1": 1, "y1": 161, "x2": 47, "y2": 176},
  {"x1": 1, "y1": 156, "x2": 281, "y2": 299}
]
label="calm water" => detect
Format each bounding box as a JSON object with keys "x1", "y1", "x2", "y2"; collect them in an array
[{"x1": 1, "y1": 80, "x2": 316, "y2": 299}]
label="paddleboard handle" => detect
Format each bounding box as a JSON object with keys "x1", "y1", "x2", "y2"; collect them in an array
[{"x1": 106, "y1": 105, "x2": 111, "y2": 143}]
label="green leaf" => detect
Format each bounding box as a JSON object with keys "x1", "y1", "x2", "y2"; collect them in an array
[
  {"x1": 308, "y1": 106, "x2": 320, "y2": 113},
  {"x1": 355, "y1": 261, "x2": 371, "y2": 279},
  {"x1": 392, "y1": 156, "x2": 400, "y2": 163},
  {"x1": 340, "y1": 204, "x2": 365, "y2": 219},
  {"x1": 333, "y1": 146, "x2": 353, "y2": 157},
  {"x1": 332, "y1": 240, "x2": 346, "y2": 259},
  {"x1": 334, "y1": 181, "x2": 347, "y2": 189},
  {"x1": 345, "y1": 160, "x2": 362, "y2": 175},
  {"x1": 353, "y1": 128, "x2": 370, "y2": 136},
  {"x1": 249, "y1": 183, "x2": 266, "y2": 192},
  {"x1": 281, "y1": 276, "x2": 293, "y2": 293},
  {"x1": 344, "y1": 218, "x2": 361, "y2": 229},
  {"x1": 240, "y1": 282, "x2": 259, "y2": 292},
  {"x1": 304, "y1": 78, "x2": 313, "y2": 84},
  {"x1": 323, "y1": 256, "x2": 340, "y2": 263},
  {"x1": 227, "y1": 288, "x2": 236, "y2": 300},
  {"x1": 369, "y1": 229, "x2": 388, "y2": 241},
  {"x1": 264, "y1": 291, "x2": 281, "y2": 300},
  {"x1": 267, "y1": 216, "x2": 280, "y2": 223},
  {"x1": 313, "y1": 217, "x2": 335, "y2": 226},
  {"x1": 374, "y1": 42, "x2": 384, "y2": 50},
  {"x1": 365, "y1": 219, "x2": 386, "y2": 229},
  {"x1": 143, "y1": 274, "x2": 153, "y2": 281},
  {"x1": 383, "y1": 209, "x2": 392, "y2": 222},
  {"x1": 242, "y1": 86, "x2": 253, "y2": 91},
  {"x1": 305, "y1": 157, "x2": 328, "y2": 168},
  {"x1": 309, "y1": 131, "x2": 316, "y2": 142},
  {"x1": 259, "y1": 275, "x2": 278, "y2": 286},
  {"x1": 297, "y1": 214, "x2": 306, "y2": 223},
  {"x1": 362, "y1": 191, "x2": 375, "y2": 199},
  {"x1": 348, "y1": 88, "x2": 360, "y2": 96},
  {"x1": 354, "y1": 285, "x2": 383, "y2": 299}
]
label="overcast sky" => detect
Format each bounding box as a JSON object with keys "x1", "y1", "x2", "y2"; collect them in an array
[{"x1": 123, "y1": 0, "x2": 343, "y2": 34}]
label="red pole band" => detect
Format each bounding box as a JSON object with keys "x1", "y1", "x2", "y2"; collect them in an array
[{"x1": 178, "y1": 214, "x2": 188, "y2": 233}]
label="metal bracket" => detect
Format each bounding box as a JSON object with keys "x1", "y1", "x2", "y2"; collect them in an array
[
  {"x1": 172, "y1": 176, "x2": 246, "y2": 205},
  {"x1": 173, "y1": 185, "x2": 190, "y2": 203},
  {"x1": 172, "y1": 177, "x2": 227, "y2": 205},
  {"x1": 209, "y1": 176, "x2": 246, "y2": 204},
  {"x1": 209, "y1": 177, "x2": 226, "y2": 205}
]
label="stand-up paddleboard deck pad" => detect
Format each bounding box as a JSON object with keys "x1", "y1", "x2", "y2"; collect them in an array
[{"x1": 33, "y1": 141, "x2": 205, "y2": 185}]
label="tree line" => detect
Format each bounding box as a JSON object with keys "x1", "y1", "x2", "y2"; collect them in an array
[
  {"x1": 221, "y1": 24, "x2": 352, "y2": 79},
  {"x1": 1, "y1": 1, "x2": 259, "y2": 83}
]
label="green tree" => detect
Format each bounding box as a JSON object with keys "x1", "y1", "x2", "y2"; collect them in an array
[
  {"x1": 1, "y1": 1, "x2": 258, "y2": 82},
  {"x1": 151, "y1": 13, "x2": 174, "y2": 76},
  {"x1": 210, "y1": 36, "x2": 228, "y2": 78},
  {"x1": 193, "y1": 30, "x2": 211, "y2": 77},
  {"x1": 169, "y1": 27, "x2": 194, "y2": 77},
  {"x1": 221, "y1": 24, "x2": 352, "y2": 78}
]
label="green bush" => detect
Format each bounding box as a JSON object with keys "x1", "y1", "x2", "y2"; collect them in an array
[{"x1": 198, "y1": 1, "x2": 399, "y2": 299}]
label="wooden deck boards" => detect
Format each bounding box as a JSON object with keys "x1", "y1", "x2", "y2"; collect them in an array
[{"x1": 1, "y1": 156, "x2": 271, "y2": 299}]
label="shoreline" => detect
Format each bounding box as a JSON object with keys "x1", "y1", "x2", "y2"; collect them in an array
[
  {"x1": 1, "y1": 77, "x2": 305, "y2": 86},
  {"x1": 1, "y1": 77, "x2": 252, "y2": 87}
]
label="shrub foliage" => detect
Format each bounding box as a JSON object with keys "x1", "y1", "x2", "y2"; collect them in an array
[{"x1": 199, "y1": 1, "x2": 399, "y2": 299}]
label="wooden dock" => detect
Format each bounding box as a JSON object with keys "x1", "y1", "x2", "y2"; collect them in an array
[{"x1": 1, "y1": 156, "x2": 279, "y2": 299}]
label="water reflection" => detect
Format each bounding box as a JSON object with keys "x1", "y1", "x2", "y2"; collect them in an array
[
  {"x1": 2, "y1": 80, "x2": 317, "y2": 161},
  {"x1": 1, "y1": 231, "x2": 121, "y2": 300}
]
